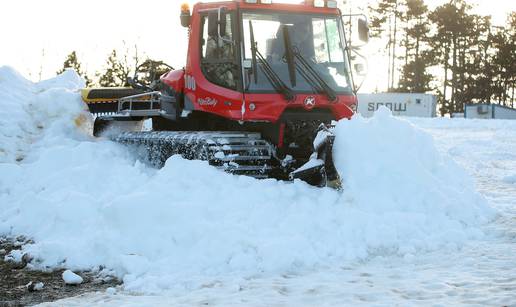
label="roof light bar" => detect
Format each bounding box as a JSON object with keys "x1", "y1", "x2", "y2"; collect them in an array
[
  {"x1": 243, "y1": 0, "x2": 336, "y2": 6},
  {"x1": 244, "y1": 0, "x2": 272, "y2": 3}
]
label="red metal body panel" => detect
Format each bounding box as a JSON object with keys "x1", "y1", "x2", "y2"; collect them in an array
[
  {"x1": 242, "y1": 93, "x2": 355, "y2": 122},
  {"x1": 237, "y1": 0, "x2": 339, "y2": 14},
  {"x1": 161, "y1": 69, "x2": 185, "y2": 93},
  {"x1": 161, "y1": 0, "x2": 355, "y2": 123}
]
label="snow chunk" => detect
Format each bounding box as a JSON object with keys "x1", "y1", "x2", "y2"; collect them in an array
[
  {"x1": 26, "y1": 281, "x2": 44, "y2": 291},
  {"x1": 503, "y1": 174, "x2": 516, "y2": 184},
  {"x1": 33, "y1": 282, "x2": 45, "y2": 291},
  {"x1": 214, "y1": 151, "x2": 225, "y2": 159},
  {"x1": 106, "y1": 287, "x2": 117, "y2": 295},
  {"x1": 62, "y1": 270, "x2": 83, "y2": 285}
]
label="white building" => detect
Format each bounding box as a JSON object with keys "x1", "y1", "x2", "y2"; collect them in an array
[
  {"x1": 464, "y1": 104, "x2": 516, "y2": 120},
  {"x1": 357, "y1": 93, "x2": 437, "y2": 118}
]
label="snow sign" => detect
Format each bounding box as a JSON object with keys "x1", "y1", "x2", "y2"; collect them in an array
[{"x1": 357, "y1": 93, "x2": 437, "y2": 118}]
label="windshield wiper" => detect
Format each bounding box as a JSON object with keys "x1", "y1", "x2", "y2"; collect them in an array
[
  {"x1": 282, "y1": 25, "x2": 296, "y2": 87},
  {"x1": 282, "y1": 26, "x2": 337, "y2": 102},
  {"x1": 293, "y1": 50, "x2": 337, "y2": 102},
  {"x1": 249, "y1": 20, "x2": 295, "y2": 101}
]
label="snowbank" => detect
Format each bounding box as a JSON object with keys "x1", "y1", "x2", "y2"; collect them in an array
[
  {"x1": 0, "y1": 67, "x2": 495, "y2": 293},
  {"x1": 0, "y1": 66, "x2": 86, "y2": 163},
  {"x1": 333, "y1": 108, "x2": 494, "y2": 251}
]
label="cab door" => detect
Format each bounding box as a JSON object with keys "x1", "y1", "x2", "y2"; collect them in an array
[{"x1": 184, "y1": 4, "x2": 244, "y2": 121}]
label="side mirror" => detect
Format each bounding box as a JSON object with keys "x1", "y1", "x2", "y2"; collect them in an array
[
  {"x1": 358, "y1": 18, "x2": 369, "y2": 43},
  {"x1": 179, "y1": 4, "x2": 192, "y2": 28},
  {"x1": 180, "y1": 3, "x2": 191, "y2": 28},
  {"x1": 180, "y1": 12, "x2": 191, "y2": 28}
]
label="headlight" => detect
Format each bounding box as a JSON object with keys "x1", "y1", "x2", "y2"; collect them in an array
[
  {"x1": 314, "y1": 0, "x2": 325, "y2": 7},
  {"x1": 326, "y1": 0, "x2": 338, "y2": 8}
]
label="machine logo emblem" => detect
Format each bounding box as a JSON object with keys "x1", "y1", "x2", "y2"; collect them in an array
[
  {"x1": 198, "y1": 97, "x2": 218, "y2": 106},
  {"x1": 304, "y1": 96, "x2": 316, "y2": 109}
]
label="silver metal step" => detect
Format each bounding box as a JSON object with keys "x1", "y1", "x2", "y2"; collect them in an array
[{"x1": 217, "y1": 155, "x2": 272, "y2": 162}]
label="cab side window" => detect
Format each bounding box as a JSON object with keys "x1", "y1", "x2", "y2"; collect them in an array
[{"x1": 200, "y1": 14, "x2": 237, "y2": 90}]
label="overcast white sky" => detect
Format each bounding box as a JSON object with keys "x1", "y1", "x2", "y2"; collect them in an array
[{"x1": 0, "y1": 0, "x2": 513, "y2": 92}]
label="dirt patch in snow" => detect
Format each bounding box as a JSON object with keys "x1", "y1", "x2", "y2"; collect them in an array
[{"x1": 0, "y1": 237, "x2": 119, "y2": 307}]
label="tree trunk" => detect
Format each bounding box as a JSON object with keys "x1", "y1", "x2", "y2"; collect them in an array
[
  {"x1": 451, "y1": 34, "x2": 457, "y2": 113},
  {"x1": 404, "y1": 33, "x2": 409, "y2": 67},
  {"x1": 390, "y1": 1, "x2": 399, "y2": 90},
  {"x1": 387, "y1": 16, "x2": 392, "y2": 91},
  {"x1": 444, "y1": 43, "x2": 449, "y2": 114},
  {"x1": 459, "y1": 37, "x2": 466, "y2": 110},
  {"x1": 415, "y1": 30, "x2": 420, "y2": 61}
]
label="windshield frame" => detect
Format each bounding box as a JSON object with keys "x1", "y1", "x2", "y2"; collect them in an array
[{"x1": 238, "y1": 9, "x2": 354, "y2": 96}]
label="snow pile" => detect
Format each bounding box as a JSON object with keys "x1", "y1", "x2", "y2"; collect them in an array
[
  {"x1": 0, "y1": 67, "x2": 494, "y2": 293},
  {"x1": 332, "y1": 108, "x2": 494, "y2": 253},
  {"x1": 0, "y1": 66, "x2": 85, "y2": 163}
]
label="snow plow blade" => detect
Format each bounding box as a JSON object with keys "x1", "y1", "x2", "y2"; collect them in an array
[
  {"x1": 289, "y1": 125, "x2": 342, "y2": 189},
  {"x1": 81, "y1": 88, "x2": 147, "y2": 114}
]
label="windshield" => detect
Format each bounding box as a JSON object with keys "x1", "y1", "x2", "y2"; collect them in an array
[{"x1": 242, "y1": 12, "x2": 352, "y2": 94}]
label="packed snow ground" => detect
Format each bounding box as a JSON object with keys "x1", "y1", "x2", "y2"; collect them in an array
[
  {"x1": 0, "y1": 68, "x2": 514, "y2": 305},
  {"x1": 48, "y1": 115, "x2": 516, "y2": 307}
]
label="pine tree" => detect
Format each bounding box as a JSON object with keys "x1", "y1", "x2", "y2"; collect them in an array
[
  {"x1": 96, "y1": 44, "x2": 143, "y2": 87},
  {"x1": 98, "y1": 50, "x2": 129, "y2": 87},
  {"x1": 428, "y1": 0, "x2": 476, "y2": 114},
  {"x1": 490, "y1": 13, "x2": 516, "y2": 106},
  {"x1": 133, "y1": 59, "x2": 172, "y2": 87},
  {"x1": 461, "y1": 15, "x2": 492, "y2": 104},
  {"x1": 56, "y1": 51, "x2": 91, "y2": 85},
  {"x1": 397, "y1": 0, "x2": 432, "y2": 92}
]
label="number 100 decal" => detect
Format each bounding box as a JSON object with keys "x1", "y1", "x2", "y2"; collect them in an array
[{"x1": 185, "y1": 74, "x2": 196, "y2": 91}]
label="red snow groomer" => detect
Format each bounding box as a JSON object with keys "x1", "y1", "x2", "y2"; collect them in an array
[{"x1": 81, "y1": 0, "x2": 369, "y2": 188}]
